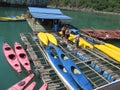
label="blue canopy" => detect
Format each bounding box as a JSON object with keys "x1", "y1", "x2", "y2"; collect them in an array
[{"x1": 28, "y1": 7, "x2": 72, "y2": 20}]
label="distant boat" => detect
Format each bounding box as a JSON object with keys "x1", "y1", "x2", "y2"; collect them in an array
[
  {"x1": 2, "y1": 42, "x2": 22, "y2": 74},
  {"x1": 53, "y1": 45, "x2": 93, "y2": 90},
  {"x1": 0, "y1": 15, "x2": 25, "y2": 21}
]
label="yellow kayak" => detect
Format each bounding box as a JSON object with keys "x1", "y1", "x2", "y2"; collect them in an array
[
  {"x1": 59, "y1": 31, "x2": 93, "y2": 49},
  {"x1": 105, "y1": 43, "x2": 120, "y2": 52},
  {"x1": 94, "y1": 44, "x2": 120, "y2": 62},
  {"x1": 0, "y1": 15, "x2": 25, "y2": 21},
  {"x1": 46, "y1": 33, "x2": 58, "y2": 45},
  {"x1": 37, "y1": 32, "x2": 48, "y2": 45}
]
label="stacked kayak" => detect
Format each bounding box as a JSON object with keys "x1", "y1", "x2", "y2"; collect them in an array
[
  {"x1": 14, "y1": 42, "x2": 31, "y2": 73},
  {"x1": 46, "y1": 44, "x2": 93, "y2": 90},
  {"x1": 8, "y1": 73, "x2": 34, "y2": 90},
  {"x1": 3, "y1": 42, "x2": 31, "y2": 73},
  {"x1": 46, "y1": 45, "x2": 80, "y2": 90},
  {"x1": 94, "y1": 44, "x2": 120, "y2": 62},
  {"x1": 3, "y1": 42, "x2": 21, "y2": 74},
  {"x1": 59, "y1": 31, "x2": 93, "y2": 49},
  {"x1": 38, "y1": 32, "x2": 58, "y2": 46},
  {"x1": 105, "y1": 43, "x2": 120, "y2": 52}
]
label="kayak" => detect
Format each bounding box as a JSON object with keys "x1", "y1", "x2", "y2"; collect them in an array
[
  {"x1": 24, "y1": 81, "x2": 36, "y2": 90},
  {"x1": 14, "y1": 42, "x2": 31, "y2": 73},
  {"x1": 38, "y1": 32, "x2": 48, "y2": 45},
  {"x1": 46, "y1": 33, "x2": 58, "y2": 45},
  {"x1": 39, "y1": 83, "x2": 48, "y2": 90},
  {"x1": 2, "y1": 42, "x2": 21, "y2": 74},
  {"x1": 0, "y1": 15, "x2": 25, "y2": 21},
  {"x1": 53, "y1": 45, "x2": 93, "y2": 90},
  {"x1": 46, "y1": 45, "x2": 80, "y2": 90},
  {"x1": 8, "y1": 73, "x2": 34, "y2": 90}
]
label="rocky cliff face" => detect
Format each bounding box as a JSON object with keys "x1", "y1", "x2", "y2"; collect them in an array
[{"x1": 0, "y1": 0, "x2": 48, "y2": 7}]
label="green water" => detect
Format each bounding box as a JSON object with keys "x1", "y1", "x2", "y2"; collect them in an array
[
  {"x1": 0, "y1": 7, "x2": 42, "y2": 90},
  {"x1": 0, "y1": 7, "x2": 120, "y2": 90},
  {"x1": 62, "y1": 10, "x2": 120, "y2": 46},
  {"x1": 62, "y1": 10, "x2": 120, "y2": 30}
]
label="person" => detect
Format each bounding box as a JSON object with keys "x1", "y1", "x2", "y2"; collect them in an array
[
  {"x1": 61, "y1": 25, "x2": 67, "y2": 39},
  {"x1": 65, "y1": 28, "x2": 71, "y2": 44},
  {"x1": 74, "y1": 33, "x2": 81, "y2": 49}
]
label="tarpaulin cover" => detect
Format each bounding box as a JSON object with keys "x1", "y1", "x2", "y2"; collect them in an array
[{"x1": 28, "y1": 7, "x2": 72, "y2": 20}]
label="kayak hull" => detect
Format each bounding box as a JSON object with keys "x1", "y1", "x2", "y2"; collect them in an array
[
  {"x1": 46, "y1": 45, "x2": 80, "y2": 90},
  {"x1": 3, "y1": 42, "x2": 21, "y2": 73},
  {"x1": 14, "y1": 42, "x2": 31, "y2": 73},
  {"x1": 53, "y1": 45, "x2": 93, "y2": 90},
  {"x1": 8, "y1": 73, "x2": 34, "y2": 90},
  {"x1": 46, "y1": 33, "x2": 58, "y2": 45},
  {"x1": 38, "y1": 32, "x2": 48, "y2": 45}
]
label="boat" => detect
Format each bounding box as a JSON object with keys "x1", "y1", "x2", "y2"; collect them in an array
[
  {"x1": 14, "y1": 42, "x2": 31, "y2": 73},
  {"x1": 46, "y1": 45, "x2": 80, "y2": 90},
  {"x1": 53, "y1": 45, "x2": 93, "y2": 90},
  {"x1": 2, "y1": 42, "x2": 21, "y2": 74},
  {"x1": 81, "y1": 28, "x2": 120, "y2": 39},
  {"x1": 37, "y1": 32, "x2": 48, "y2": 45},
  {"x1": 24, "y1": 81, "x2": 36, "y2": 90},
  {"x1": 0, "y1": 15, "x2": 25, "y2": 21},
  {"x1": 46, "y1": 33, "x2": 58, "y2": 45},
  {"x1": 39, "y1": 83, "x2": 48, "y2": 90},
  {"x1": 8, "y1": 73, "x2": 34, "y2": 90}
]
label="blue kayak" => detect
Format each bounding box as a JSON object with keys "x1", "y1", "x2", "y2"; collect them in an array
[
  {"x1": 46, "y1": 45, "x2": 80, "y2": 90},
  {"x1": 53, "y1": 45, "x2": 93, "y2": 90}
]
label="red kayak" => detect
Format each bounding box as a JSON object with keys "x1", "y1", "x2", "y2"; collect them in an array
[
  {"x1": 14, "y1": 42, "x2": 31, "y2": 73},
  {"x1": 24, "y1": 81, "x2": 36, "y2": 90},
  {"x1": 3, "y1": 42, "x2": 21, "y2": 74},
  {"x1": 8, "y1": 73, "x2": 34, "y2": 90},
  {"x1": 39, "y1": 83, "x2": 48, "y2": 90}
]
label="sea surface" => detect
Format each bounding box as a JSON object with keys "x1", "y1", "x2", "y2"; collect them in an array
[{"x1": 0, "y1": 7, "x2": 120, "y2": 90}]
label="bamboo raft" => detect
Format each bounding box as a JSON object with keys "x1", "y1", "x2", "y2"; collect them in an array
[{"x1": 20, "y1": 18, "x2": 120, "y2": 90}]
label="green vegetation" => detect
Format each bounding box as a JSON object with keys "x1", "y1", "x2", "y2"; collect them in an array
[{"x1": 48, "y1": 0, "x2": 120, "y2": 13}]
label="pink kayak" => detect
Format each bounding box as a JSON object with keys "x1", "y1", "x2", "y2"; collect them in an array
[
  {"x1": 14, "y1": 42, "x2": 31, "y2": 73},
  {"x1": 39, "y1": 83, "x2": 48, "y2": 90},
  {"x1": 8, "y1": 73, "x2": 34, "y2": 90},
  {"x1": 3, "y1": 42, "x2": 21, "y2": 74},
  {"x1": 24, "y1": 81, "x2": 36, "y2": 90}
]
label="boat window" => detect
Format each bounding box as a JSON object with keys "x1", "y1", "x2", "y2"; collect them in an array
[
  {"x1": 5, "y1": 47, "x2": 11, "y2": 51},
  {"x1": 71, "y1": 66, "x2": 81, "y2": 74},
  {"x1": 61, "y1": 54, "x2": 68, "y2": 60},
  {"x1": 16, "y1": 46, "x2": 22, "y2": 50},
  {"x1": 9, "y1": 54, "x2": 16, "y2": 60},
  {"x1": 18, "y1": 81, "x2": 25, "y2": 86},
  {"x1": 19, "y1": 53, "x2": 26, "y2": 59},
  {"x1": 58, "y1": 65, "x2": 67, "y2": 73}
]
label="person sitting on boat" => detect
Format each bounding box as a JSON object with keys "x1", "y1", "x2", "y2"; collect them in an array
[
  {"x1": 65, "y1": 28, "x2": 71, "y2": 44},
  {"x1": 74, "y1": 33, "x2": 81, "y2": 49},
  {"x1": 61, "y1": 25, "x2": 67, "y2": 39}
]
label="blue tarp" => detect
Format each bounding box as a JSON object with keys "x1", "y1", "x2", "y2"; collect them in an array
[{"x1": 28, "y1": 7, "x2": 72, "y2": 20}]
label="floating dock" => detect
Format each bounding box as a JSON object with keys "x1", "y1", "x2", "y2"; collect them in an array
[
  {"x1": 20, "y1": 17, "x2": 120, "y2": 90},
  {"x1": 81, "y1": 28, "x2": 120, "y2": 39}
]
